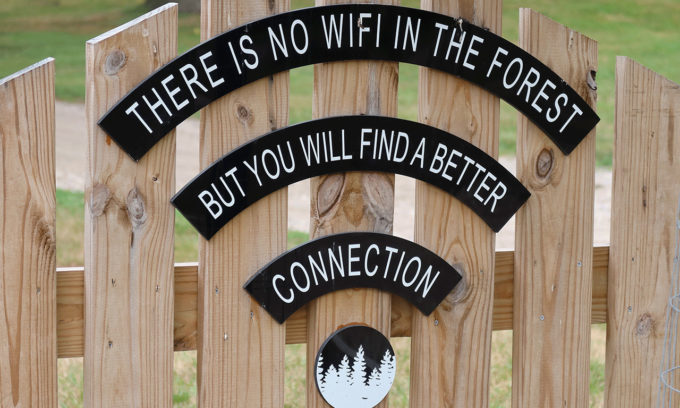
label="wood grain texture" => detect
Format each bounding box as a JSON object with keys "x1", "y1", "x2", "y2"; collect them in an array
[
  {"x1": 84, "y1": 5, "x2": 177, "y2": 406},
  {"x1": 512, "y1": 9, "x2": 597, "y2": 408},
  {"x1": 605, "y1": 57, "x2": 680, "y2": 407},
  {"x1": 306, "y1": 1, "x2": 399, "y2": 407},
  {"x1": 55, "y1": 247, "x2": 608, "y2": 357},
  {"x1": 409, "y1": 1, "x2": 500, "y2": 406},
  {"x1": 197, "y1": 1, "x2": 289, "y2": 406},
  {"x1": 0, "y1": 59, "x2": 57, "y2": 408}
]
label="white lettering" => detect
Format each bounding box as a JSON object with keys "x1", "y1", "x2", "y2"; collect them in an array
[
  {"x1": 432, "y1": 22, "x2": 449, "y2": 57},
  {"x1": 290, "y1": 262, "x2": 310, "y2": 292},
  {"x1": 199, "y1": 51, "x2": 224, "y2": 87},
  {"x1": 125, "y1": 102, "x2": 152, "y2": 134},
  {"x1": 142, "y1": 87, "x2": 172, "y2": 124},
  {"x1": 240, "y1": 35, "x2": 259, "y2": 70},
  {"x1": 179, "y1": 64, "x2": 208, "y2": 99},
  {"x1": 321, "y1": 14, "x2": 343, "y2": 49},
  {"x1": 559, "y1": 104, "x2": 584, "y2": 133},
  {"x1": 290, "y1": 19, "x2": 309, "y2": 54},
  {"x1": 161, "y1": 74, "x2": 188, "y2": 111},
  {"x1": 365, "y1": 244, "x2": 379, "y2": 277},
  {"x1": 486, "y1": 46, "x2": 508, "y2": 78},
  {"x1": 268, "y1": 24, "x2": 289, "y2": 61},
  {"x1": 272, "y1": 275, "x2": 294, "y2": 303},
  {"x1": 463, "y1": 35, "x2": 484, "y2": 70},
  {"x1": 348, "y1": 244, "x2": 360, "y2": 276},
  {"x1": 198, "y1": 190, "x2": 222, "y2": 219}
]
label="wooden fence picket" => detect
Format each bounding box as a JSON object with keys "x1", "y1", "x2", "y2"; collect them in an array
[
  {"x1": 409, "y1": 1, "x2": 501, "y2": 406},
  {"x1": 605, "y1": 56, "x2": 680, "y2": 407},
  {"x1": 197, "y1": 0, "x2": 289, "y2": 406},
  {"x1": 306, "y1": 1, "x2": 399, "y2": 406},
  {"x1": 512, "y1": 9, "x2": 598, "y2": 408},
  {"x1": 83, "y1": 4, "x2": 177, "y2": 406},
  {"x1": 0, "y1": 58, "x2": 57, "y2": 408}
]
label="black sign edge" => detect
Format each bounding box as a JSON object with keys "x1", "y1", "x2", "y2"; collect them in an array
[
  {"x1": 243, "y1": 231, "x2": 463, "y2": 324},
  {"x1": 97, "y1": 3, "x2": 600, "y2": 161},
  {"x1": 170, "y1": 115, "x2": 531, "y2": 239}
]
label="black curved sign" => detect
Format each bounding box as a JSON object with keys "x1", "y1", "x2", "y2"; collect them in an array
[
  {"x1": 244, "y1": 232, "x2": 463, "y2": 323},
  {"x1": 99, "y1": 4, "x2": 598, "y2": 161},
  {"x1": 171, "y1": 116, "x2": 530, "y2": 239}
]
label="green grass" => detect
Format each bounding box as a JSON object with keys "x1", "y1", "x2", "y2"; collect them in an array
[{"x1": 2, "y1": 0, "x2": 679, "y2": 165}]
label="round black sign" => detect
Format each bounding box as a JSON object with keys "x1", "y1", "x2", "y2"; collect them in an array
[{"x1": 315, "y1": 325, "x2": 396, "y2": 408}]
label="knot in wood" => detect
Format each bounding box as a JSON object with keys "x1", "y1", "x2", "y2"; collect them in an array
[
  {"x1": 236, "y1": 103, "x2": 253, "y2": 125},
  {"x1": 362, "y1": 173, "x2": 394, "y2": 233},
  {"x1": 317, "y1": 173, "x2": 344, "y2": 217},
  {"x1": 587, "y1": 70, "x2": 597, "y2": 91},
  {"x1": 126, "y1": 188, "x2": 147, "y2": 228},
  {"x1": 635, "y1": 313, "x2": 654, "y2": 337},
  {"x1": 536, "y1": 148, "x2": 554, "y2": 178},
  {"x1": 446, "y1": 263, "x2": 468, "y2": 304},
  {"x1": 104, "y1": 50, "x2": 126, "y2": 76},
  {"x1": 90, "y1": 184, "x2": 111, "y2": 217}
]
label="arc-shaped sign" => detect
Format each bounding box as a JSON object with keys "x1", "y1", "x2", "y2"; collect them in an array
[
  {"x1": 171, "y1": 116, "x2": 530, "y2": 239},
  {"x1": 244, "y1": 232, "x2": 463, "y2": 323},
  {"x1": 99, "y1": 4, "x2": 598, "y2": 161}
]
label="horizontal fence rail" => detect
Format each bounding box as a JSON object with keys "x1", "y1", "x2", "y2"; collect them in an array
[{"x1": 55, "y1": 246, "x2": 609, "y2": 358}]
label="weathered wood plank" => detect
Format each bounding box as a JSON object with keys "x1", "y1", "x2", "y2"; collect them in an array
[
  {"x1": 306, "y1": 1, "x2": 398, "y2": 406},
  {"x1": 605, "y1": 57, "x2": 680, "y2": 407},
  {"x1": 197, "y1": 0, "x2": 288, "y2": 406},
  {"x1": 84, "y1": 5, "x2": 177, "y2": 406},
  {"x1": 55, "y1": 247, "x2": 608, "y2": 357},
  {"x1": 0, "y1": 59, "x2": 57, "y2": 408},
  {"x1": 409, "y1": 1, "x2": 501, "y2": 406},
  {"x1": 513, "y1": 9, "x2": 597, "y2": 407}
]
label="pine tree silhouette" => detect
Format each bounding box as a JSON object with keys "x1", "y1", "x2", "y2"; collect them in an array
[
  {"x1": 383, "y1": 352, "x2": 396, "y2": 388},
  {"x1": 325, "y1": 364, "x2": 339, "y2": 390},
  {"x1": 317, "y1": 354, "x2": 326, "y2": 392},
  {"x1": 337, "y1": 354, "x2": 351, "y2": 389},
  {"x1": 317, "y1": 347, "x2": 396, "y2": 407},
  {"x1": 377, "y1": 349, "x2": 394, "y2": 390},
  {"x1": 350, "y1": 345, "x2": 367, "y2": 389},
  {"x1": 367, "y1": 367, "x2": 380, "y2": 388}
]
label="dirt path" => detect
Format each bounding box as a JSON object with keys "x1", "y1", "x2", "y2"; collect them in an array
[{"x1": 56, "y1": 100, "x2": 611, "y2": 248}]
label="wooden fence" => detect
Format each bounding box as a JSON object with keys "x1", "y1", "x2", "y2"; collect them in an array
[{"x1": 1, "y1": 1, "x2": 679, "y2": 407}]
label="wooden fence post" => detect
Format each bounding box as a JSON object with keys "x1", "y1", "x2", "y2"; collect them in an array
[
  {"x1": 306, "y1": 1, "x2": 398, "y2": 407},
  {"x1": 84, "y1": 5, "x2": 177, "y2": 406},
  {"x1": 0, "y1": 58, "x2": 57, "y2": 408},
  {"x1": 512, "y1": 9, "x2": 597, "y2": 407},
  {"x1": 605, "y1": 57, "x2": 680, "y2": 407},
  {"x1": 409, "y1": 1, "x2": 501, "y2": 406},
  {"x1": 197, "y1": 0, "x2": 289, "y2": 406}
]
